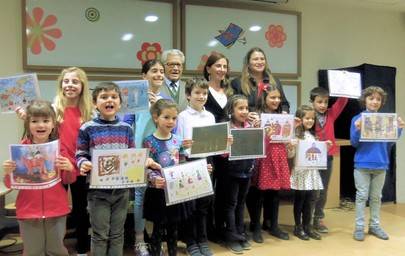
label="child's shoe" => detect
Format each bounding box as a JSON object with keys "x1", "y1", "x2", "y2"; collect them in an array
[
  {"x1": 314, "y1": 218, "x2": 329, "y2": 233},
  {"x1": 251, "y1": 230, "x2": 263, "y2": 243},
  {"x1": 240, "y1": 240, "x2": 251, "y2": 250},
  {"x1": 304, "y1": 225, "x2": 321, "y2": 240},
  {"x1": 186, "y1": 244, "x2": 203, "y2": 256},
  {"x1": 134, "y1": 242, "x2": 150, "y2": 256},
  {"x1": 368, "y1": 226, "x2": 389, "y2": 240},
  {"x1": 353, "y1": 227, "x2": 365, "y2": 241},
  {"x1": 227, "y1": 241, "x2": 244, "y2": 254},
  {"x1": 198, "y1": 242, "x2": 213, "y2": 256},
  {"x1": 293, "y1": 225, "x2": 309, "y2": 240},
  {"x1": 269, "y1": 226, "x2": 289, "y2": 240}
]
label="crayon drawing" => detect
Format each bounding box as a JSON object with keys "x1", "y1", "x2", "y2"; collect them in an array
[
  {"x1": 115, "y1": 80, "x2": 149, "y2": 113},
  {"x1": 360, "y1": 113, "x2": 398, "y2": 142},
  {"x1": 295, "y1": 140, "x2": 327, "y2": 169},
  {"x1": 261, "y1": 114, "x2": 294, "y2": 142}
]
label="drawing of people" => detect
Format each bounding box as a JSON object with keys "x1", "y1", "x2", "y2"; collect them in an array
[{"x1": 282, "y1": 120, "x2": 292, "y2": 137}]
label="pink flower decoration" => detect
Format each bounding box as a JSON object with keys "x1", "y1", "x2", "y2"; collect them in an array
[
  {"x1": 136, "y1": 42, "x2": 162, "y2": 65},
  {"x1": 196, "y1": 51, "x2": 220, "y2": 71},
  {"x1": 265, "y1": 25, "x2": 287, "y2": 48},
  {"x1": 26, "y1": 7, "x2": 63, "y2": 55}
]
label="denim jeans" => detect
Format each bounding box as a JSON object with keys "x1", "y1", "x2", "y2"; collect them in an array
[
  {"x1": 354, "y1": 169, "x2": 386, "y2": 229},
  {"x1": 134, "y1": 186, "x2": 147, "y2": 234},
  {"x1": 88, "y1": 189, "x2": 129, "y2": 256}
]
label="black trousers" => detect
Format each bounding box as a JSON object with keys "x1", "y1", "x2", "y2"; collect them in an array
[
  {"x1": 150, "y1": 221, "x2": 177, "y2": 256},
  {"x1": 184, "y1": 196, "x2": 212, "y2": 246},
  {"x1": 246, "y1": 187, "x2": 280, "y2": 231},
  {"x1": 223, "y1": 176, "x2": 250, "y2": 240},
  {"x1": 293, "y1": 190, "x2": 317, "y2": 226}
]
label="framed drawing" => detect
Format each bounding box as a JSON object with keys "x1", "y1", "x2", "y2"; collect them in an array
[
  {"x1": 9, "y1": 140, "x2": 60, "y2": 190},
  {"x1": 327, "y1": 70, "x2": 361, "y2": 98},
  {"x1": 162, "y1": 159, "x2": 213, "y2": 206},
  {"x1": 294, "y1": 140, "x2": 327, "y2": 169},
  {"x1": 280, "y1": 80, "x2": 301, "y2": 114},
  {"x1": 229, "y1": 128, "x2": 265, "y2": 160},
  {"x1": 360, "y1": 113, "x2": 398, "y2": 142},
  {"x1": 90, "y1": 148, "x2": 148, "y2": 189},
  {"x1": 115, "y1": 80, "x2": 149, "y2": 113},
  {"x1": 0, "y1": 73, "x2": 40, "y2": 113},
  {"x1": 22, "y1": 0, "x2": 176, "y2": 73},
  {"x1": 261, "y1": 113, "x2": 294, "y2": 142},
  {"x1": 181, "y1": 0, "x2": 301, "y2": 78},
  {"x1": 190, "y1": 122, "x2": 229, "y2": 158}
]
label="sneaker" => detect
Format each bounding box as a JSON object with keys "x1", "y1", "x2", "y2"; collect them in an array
[
  {"x1": 368, "y1": 226, "x2": 389, "y2": 240},
  {"x1": 314, "y1": 218, "x2": 329, "y2": 233},
  {"x1": 134, "y1": 242, "x2": 150, "y2": 256},
  {"x1": 227, "y1": 241, "x2": 244, "y2": 254},
  {"x1": 198, "y1": 242, "x2": 213, "y2": 256},
  {"x1": 240, "y1": 240, "x2": 251, "y2": 250},
  {"x1": 269, "y1": 227, "x2": 289, "y2": 240},
  {"x1": 186, "y1": 244, "x2": 203, "y2": 256},
  {"x1": 353, "y1": 228, "x2": 365, "y2": 241},
  {"x1": 251, "y1": 230, "x2": 263, "y2": 243}
]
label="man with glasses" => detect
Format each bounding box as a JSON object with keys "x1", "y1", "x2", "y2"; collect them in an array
[{"x1": 161, "y1": 49, "x2": 188, "y2": 111}]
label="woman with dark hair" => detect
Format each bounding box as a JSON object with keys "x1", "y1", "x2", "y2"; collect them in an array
[{"x1": 203, "y1": 52, "x2": 233, "y2": 122}]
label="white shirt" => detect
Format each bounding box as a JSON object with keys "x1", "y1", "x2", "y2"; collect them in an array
[
  {"x1": 209, "y1": 87, "x2": 227, "y2": 108},
  {"x1": 176, "y1": 105, "x2": 216, "y2": 155}
]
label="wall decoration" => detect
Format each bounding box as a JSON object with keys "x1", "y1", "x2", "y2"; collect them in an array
[
  {"x1": 136, "y1": 42, "x2": 163, "y2": 65},
  {"x1": 229, "y1": 128, "x2": 266, "y2": 160},
  {"x1": 360, "y1": 113, "x2": 398, "y2": 142},
  {"x1": 162, "y1": 159, "x2": 213, "y2": 206},
  {"x1": 295, "y1": 140, "x2": 327, "y2": 169},
  {"x1": 0, "y1": 73, "x2": 40, "y2": 113},
  {"x1": 23, "y1": 0, "x2": 175, "y2": 72},
  {"x1": 90, "y1": 148, "x2": 148, "y2": 189},
  {"x1": 181, "y1": 0, "x2": 301, "y2": 77},
  {"x1": 261, "y1": 113, "x2": 295, "y2": 142},
  {"x1": 9, "y1": 140, "x2": 60, "y2": 190},
  {"x1": 190, "y1": 122, "x2": 229, "y2": 158}
]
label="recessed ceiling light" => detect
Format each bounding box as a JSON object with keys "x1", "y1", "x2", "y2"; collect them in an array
[
  {"x1": 208, "y1": 40, "x2": 218, "y2": 47},
  {"x1": 145, "y1": 15, "x2": 158, "y2": 22},
  {"x1": 121, "y1": 33, "x2": 134, "y2": 41},
  {"x1": 249, "y1": 25, "x2": 262, "y2": 32}
]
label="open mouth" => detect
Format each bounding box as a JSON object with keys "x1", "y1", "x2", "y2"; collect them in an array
[{"x1": 105, "y1": 105, "x2": 115, "y2": 110}]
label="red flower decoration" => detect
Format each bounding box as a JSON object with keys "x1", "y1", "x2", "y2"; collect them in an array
[
  {"x1": 265, "y1": 25, "x2": 287, "y2": 48},
  {"x1": 136, "y1": 42, "x2": 162, "y2": 65},
  {"x1": 26, "y1": 7, "x2": 63, "y2": 55},
  {"x1": 196, "y1": 51, "x2": 220, "y2": 71}
]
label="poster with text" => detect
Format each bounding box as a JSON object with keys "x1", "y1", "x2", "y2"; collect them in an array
[
  {"x1": 327, "y1": 70, "x2": 361, "y2": 98},
  {"x1": 115, "y1": 80, "x2": 149, "y2": 113},
  {"x1": 261, "y1": 114, "x2": 294, "y2": 143},
  {"x1": 295, "y1": 140, "x2": 327, "y2": 169},
  {"x1": 360, "y1": 113, "x2": 398, "y2": 142},
  {"x1": 0, "y1": 73, "x2": 40, "y2": 113},
  {"x1": 9, "y1": 140, "x2": 59, "y2": 189},
  {"x1": 90, "y1": 148, "x2": 148, "y2": 189},
  {"x1": 229, "y1": 128, "x2": 265, "y2": 160},
  {"x1": 163, "y1": 159, "x2": 213, "y2": 206},
  {"x1": 190, "y1": 122, "x2": 229, "y2": 158}
]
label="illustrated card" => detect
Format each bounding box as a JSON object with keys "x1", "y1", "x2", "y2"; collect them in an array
[
  {"x1": 294, "y1": 140, "x2": 327, "y2": 169},
  {"x1": 261, "y1": 114, "x2": 294, "y2": 143},
  {"x1": 115, "y1": 80, "x2": 149, "y2": 113},
  {"x1": 360, "y1": 113, "x2": 398, "y2": 142}
]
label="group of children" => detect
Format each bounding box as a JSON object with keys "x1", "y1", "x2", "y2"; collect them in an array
[{"x1": 2, "y1": 63, "x2": 404, "y2": 256}]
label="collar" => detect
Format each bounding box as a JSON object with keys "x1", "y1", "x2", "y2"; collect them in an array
[
  {"x1": 95, "y1": 115, "x2": 120, "y2": 124},
  {"x1": 164, "y1": 77, "x2": 179, "y2": 87},
  {"x1": 185, "y1": 105, "x2": 207, "y2": 115}
]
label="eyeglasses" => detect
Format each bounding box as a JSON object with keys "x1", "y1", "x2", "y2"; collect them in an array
[{"x1": 165, "y1": 62, "x2": 183, "y2": 68}]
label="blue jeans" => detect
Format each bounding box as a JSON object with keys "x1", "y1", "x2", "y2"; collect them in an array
[
  {"x1": 354, "y1": 169, "x2": 386, "y2": 229},
  {"x1": 87, "y1": 189, "x2": 129, "y2": 256},
  {"x1": 134, "y1": 186, "x2": 146, "y2": 234}
]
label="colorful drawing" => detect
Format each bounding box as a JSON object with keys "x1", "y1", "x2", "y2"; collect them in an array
[
  {"x1": 229, "y1": 128, "x2": 266, "y2": 160},
  {"x1": 295, "y1": 140, "x2": 327, "y2": 169},
  {"x1": 163, "y1": 159, "x2": 213, "y2": 206},
  {"x1": 265, "y1": 24, "x2": 286, "y2": 48},
  {"x1": 9, "y1": 140, "x2": 60, "y2": 190},
  {"x1": 190, "y1": 122, "x2": 229, "y2": 158},
  {"x1": 26, "y1": 7, "x2": 63, "y2": 55},
  {"x1": 91, "y1": 148, "x2": 148, "y2": 189},
  {"x1": 0, "y1": 73, "x2": 40, "y2": 113},
  {"x1": 261, "y1": 114, "x2": 294, "y2": 142},
  {"x1": 114, "y1": 80, "x2": 149, "y2": 113},
  {"x1": 136, "y1": 42, "x2": 162, "y2": 65},
  {"x1": 215, "y1": 23, "x2": 246, "y2": 48},
  {"x1": 360, "y1": 113, "x2": 398, "y2": 142}
]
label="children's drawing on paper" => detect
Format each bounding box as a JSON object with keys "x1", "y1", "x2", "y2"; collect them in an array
[
  {"x1": 295, "y1": 140, "x2": 327, "y2": 169},
  {"x1": 115, "y1": 80, "x2": 149, "y2": 113},
  {"x1": 360, "y1": 113, "x2": 398, "y2": 141},
  {"x1": 261, "y1": 114, "x2": 294, "y2": 142}
]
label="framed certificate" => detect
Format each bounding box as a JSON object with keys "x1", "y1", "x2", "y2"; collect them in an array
[
  {"x1": 162, "y1": 159, "x2": 213, "y2": 206},
  {"x1": 90, "y1": 148, "x2": 148, "y2": 189},
  {"x1": 360, "y1": 113, "x2": 398, "y2": 142}
]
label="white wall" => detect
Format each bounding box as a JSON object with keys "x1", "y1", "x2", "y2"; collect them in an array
[{"x1": 1, "y1": 0, "x2": 405, "y2": 202}]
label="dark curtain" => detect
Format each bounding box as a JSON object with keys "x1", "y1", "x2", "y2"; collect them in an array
[{"x1": 318, "y1": 64, "x2": 397, "y2": 202}]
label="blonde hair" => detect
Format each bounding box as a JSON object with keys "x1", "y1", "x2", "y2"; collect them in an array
[
  {"x1": 240, "y1": 47, "x2": 277, "y2": 96},
  {"x1": 54, "y1": 67, "x2": 93, "y2": 123}
]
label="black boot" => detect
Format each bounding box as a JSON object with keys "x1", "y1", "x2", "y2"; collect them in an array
[
  {"x1": 304, "y1": 225, "x2": 322, "y2": 240},
  {"x1": 293, "y1": 225, "x2": 309, "y2": 240}
]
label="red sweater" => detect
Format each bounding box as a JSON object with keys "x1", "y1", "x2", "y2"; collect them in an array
[
  {"x1": 315, "y1": 97, "x2": 348, "y2": 156},
  {"x1": 4, "y1": 139, "x2": 70, "y2": 219},
  {"x1": 59, "y1": 106, "x2": 81, "y2": 176}
]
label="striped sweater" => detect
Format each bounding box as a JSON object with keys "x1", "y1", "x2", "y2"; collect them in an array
[{"x1": 76, "y1": 115, "x2": 135, "y2": 169}]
